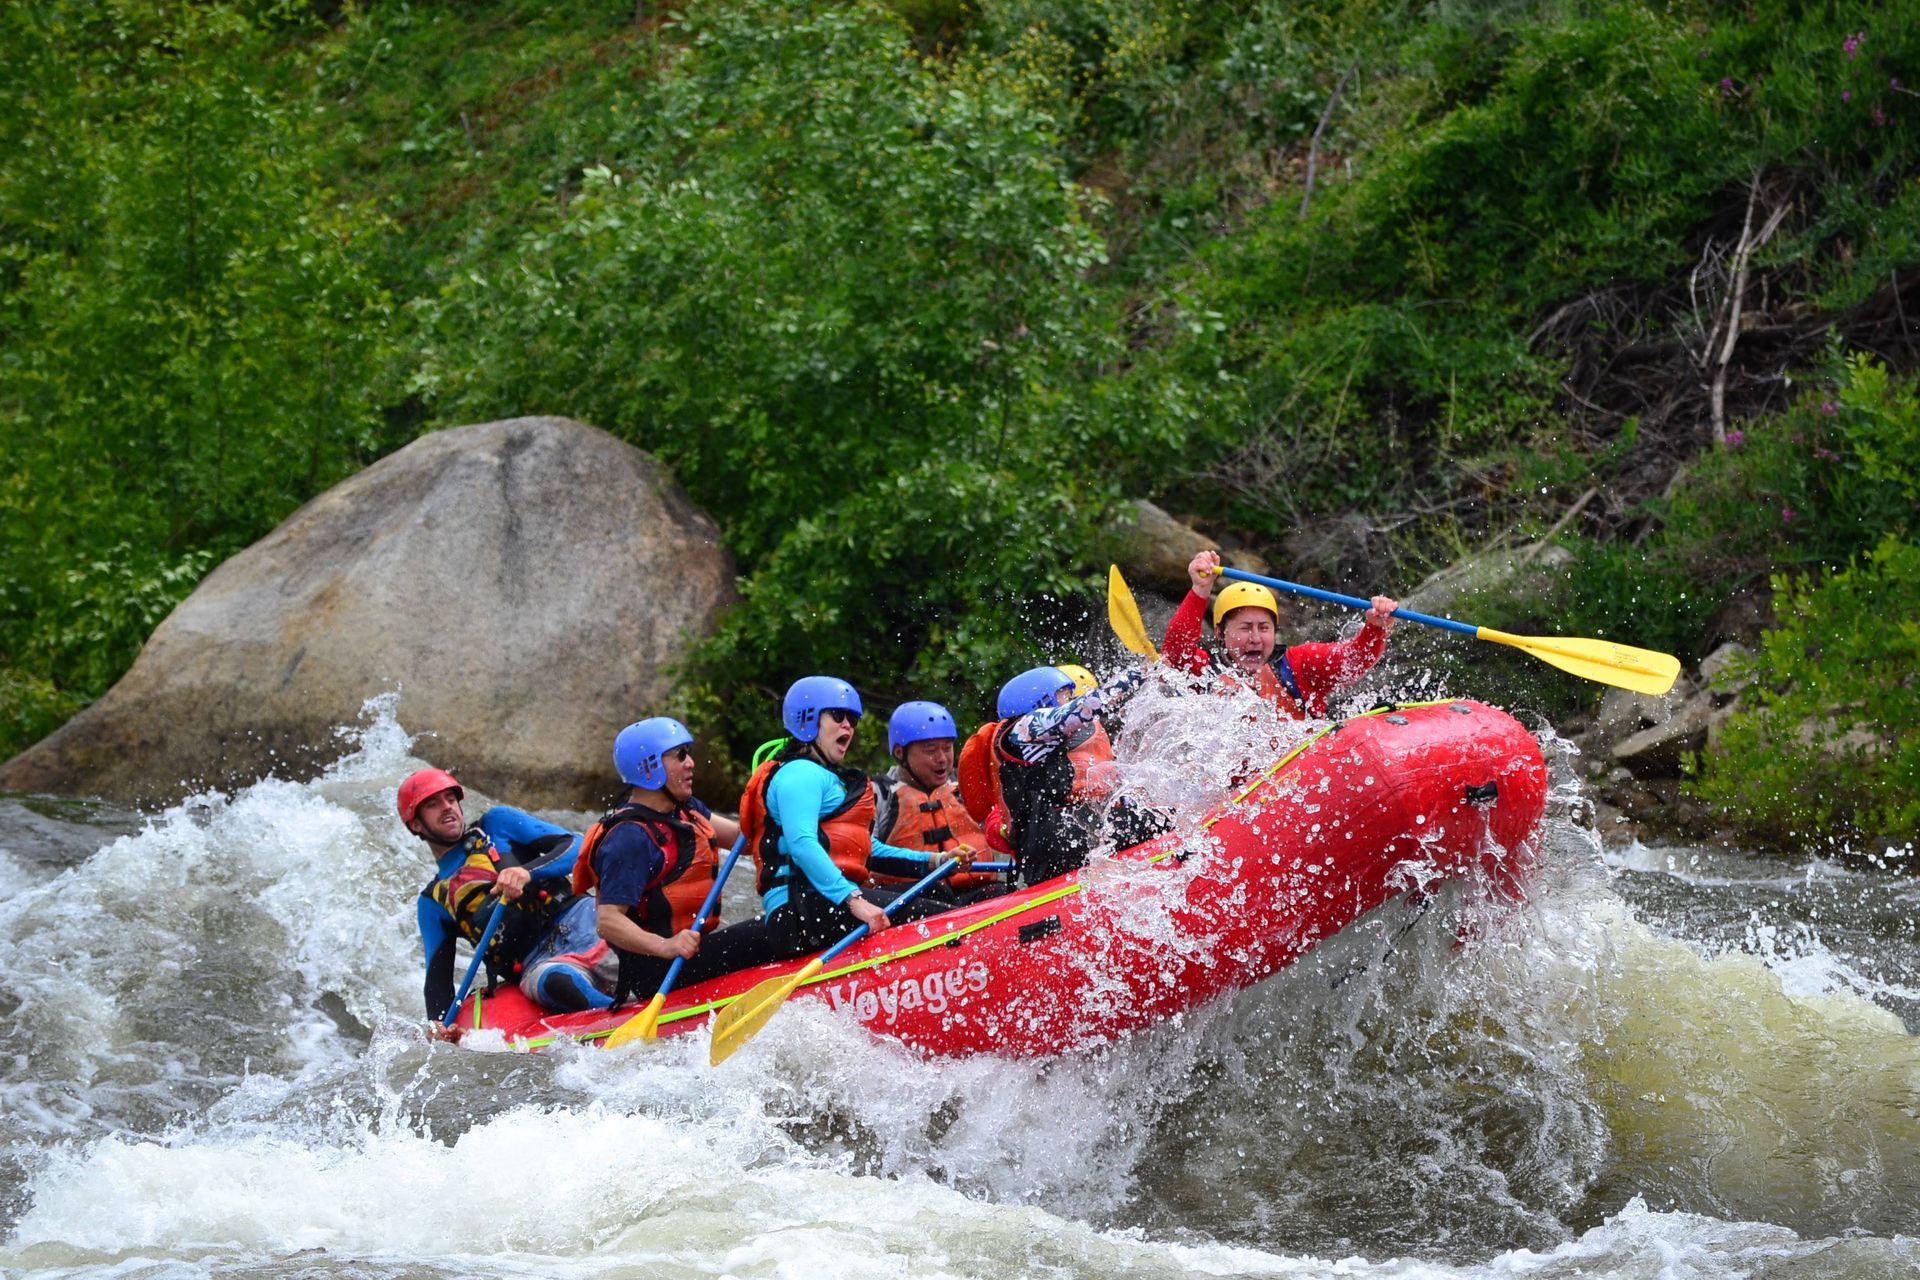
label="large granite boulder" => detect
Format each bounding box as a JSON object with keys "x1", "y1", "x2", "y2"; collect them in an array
[{"x1": 0, "y1": 417, "x2": 736, "y2": 808}]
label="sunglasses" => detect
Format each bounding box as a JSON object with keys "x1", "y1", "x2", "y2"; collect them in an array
[{"x1": 821, "y1": 708, "x2": 860, "y2": 725}]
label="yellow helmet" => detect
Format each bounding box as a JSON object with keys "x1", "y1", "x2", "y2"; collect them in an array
[
  {"x1": 1211, "y1": 581, "x2": 1279, "y2": 627},
  {"x1": 1056, "y1": 663, "x2": 1098, "y2": 696}
]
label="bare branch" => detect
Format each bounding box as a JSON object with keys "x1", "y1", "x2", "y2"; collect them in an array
[
  {"x1": 1300, "y1": 62, "x2": 1358, "y2": 219},
  {"x1": 1710, "y1": 175, "x2": 1791, "y2": 443}
]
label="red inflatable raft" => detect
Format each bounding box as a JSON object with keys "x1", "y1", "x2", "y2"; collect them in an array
[{"x1": 450, "y1": 699, "x2": 1547, "y2": 1057}]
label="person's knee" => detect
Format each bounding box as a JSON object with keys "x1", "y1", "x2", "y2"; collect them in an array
[{"x1": 533, "y1": 964, "x2": 612, "y2": 1012}]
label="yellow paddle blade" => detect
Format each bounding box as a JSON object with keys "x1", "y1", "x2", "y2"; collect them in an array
[
  {"x1": 602, "y1": 993, "x2": 666, "y2": 1051},
  {"x1": 709, "y1": 957, "x2": 824, "y2": 1066},
  {"x1": 1107, "y1": 565, "x2": 1159, "y2": 662},
  {"x1": 1476, "y1": 627, "x2": 1682, "y2": 696}
]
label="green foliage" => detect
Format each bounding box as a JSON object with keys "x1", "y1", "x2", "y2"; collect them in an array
[
  {"x1": 0, "y1": 0, "x2": 403, "y2": 757},
  {"x1": 1658, "y1": 351, "x2": 1919, "y2": 576},
  {"x1": 1690, "y1": 535, "x2": 1920, "y2": 844},
  {"x1": 1, "y1": 0, "x2": 1917, "y2": 848},
  {"x1": 414, "y1": 0, "x2": 1174, "y2": 768},
  {"x1": 1129, "y1": 0, "x2": 1920, "y2": 534}
]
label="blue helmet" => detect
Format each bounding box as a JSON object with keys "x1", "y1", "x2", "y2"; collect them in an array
[
  {"x1": 888, "y1": 700, "x2": 958, "y2": 754},
  {"x1": 997, "y1": 666, "x2": 1074, "y2": 719},
  {"x1": 783, "y1": 676, "x2": 863, "y2": 743},
  {"x1": 613, "y1": 716, "x2": 695, "y2": 789}
]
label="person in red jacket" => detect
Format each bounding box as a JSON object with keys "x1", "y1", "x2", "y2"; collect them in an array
[{"x1": 1164, "y1": 550, "x2": 1399, "y2": 719}]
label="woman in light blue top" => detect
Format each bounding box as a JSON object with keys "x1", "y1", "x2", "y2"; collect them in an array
[{"x1": 741, "y1": 676, "x2": 967, "y2": 958}]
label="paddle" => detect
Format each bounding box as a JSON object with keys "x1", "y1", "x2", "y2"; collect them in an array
[
  {"x1": 1107, "y1": 565, "x2": 1160, "y2": 662},
  {"x1": 443, "y1": 898, "x2": 510, "y2": 1029},
  {"x1": 708, "y1": 857, "x2": 962, "y2": 1067},
  {"x1": 1211, "y1": 565, "x2": 1680, "y2": 696},
  {"x1": 604, "y1": 834, "x2": 750, "y2": 1050}
]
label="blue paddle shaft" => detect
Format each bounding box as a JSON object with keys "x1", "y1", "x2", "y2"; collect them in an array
[
  {"x1": 1217, "y1": 566, "x2": 1477, "y2": 637},
  {"x1": 654, "y1": 834, "x2": 749, "y2": 999},
  {"x1": 444, "y1": 900, "x2": 510, "y2": 1027},
  {"x1": 818, "y1": 858, "x2": 961, "y2": 967}
]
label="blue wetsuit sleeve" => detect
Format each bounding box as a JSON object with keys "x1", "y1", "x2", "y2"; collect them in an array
[
  {"x1": 766, "y1": 761, "x2": 861, "y2": 904},
  {"x1": 480, "y1": 806, "x2": 581, "y2": 883},
  {"x1": 868, "y1": 838, "x2": 938, "y2": 877},
  {"x1": 418, "y1": 894, "x2": 457, "y2": 1020}
]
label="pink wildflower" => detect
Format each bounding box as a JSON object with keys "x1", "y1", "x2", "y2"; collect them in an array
[
  {"x1": 1814, "y1": 446, "x2": 1840, "y2": 461},
  {"x1": 1873, "y1": 106, "x2": 1887, "y2": 126},
  {"x1": 1780, "y1": 505, "x2": 1796, "y2": 524},
  {"x1": 1821, "y1": 401, "x2": 1837, "y2": 414},
  {"x1": 1725, "y1": 429, "x2": 1746, "y2": 447},
  {"x1": 1843, "y1": 89, "x2": 1852, "y2": 103},
  {"x1": 1844, "y1": 32, "x2": 1864, "y2": 60}
]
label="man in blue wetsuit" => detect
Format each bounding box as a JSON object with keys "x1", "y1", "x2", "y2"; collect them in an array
[{"x1": 400, "y1": 767, "x2": 618, "y2": 1035}]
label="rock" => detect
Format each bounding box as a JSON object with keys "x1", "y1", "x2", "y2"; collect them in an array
[
  {"x1": 1278, "y1": 514, "x2": 1389, "y2": 595},
  {"x1": 1612, "y1": 691, "x2": 1722, "y2": 778},
  {"x1": 1701, "y1": 581, "x2": 1774, "y2": 653},
  {"x1": 1580, "y1": 671, "x2": 1703, "y2": 757},
  {"x1": 1107, "y1": 499, "x2": 1266, "y2": 596},
  {"x1": 1108, "y1": 499, "x2": 1214, "y2": 596},
  {"x1": 1402, "y1": 541, "x2": 1575, "y2": 622},
  {"x1": 0, "y1": 417, "x2": 736, "y2": 809}
]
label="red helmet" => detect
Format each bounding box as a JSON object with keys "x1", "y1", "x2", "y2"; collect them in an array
[{"x1": 397, "y1": 767, "x2": 463, "y2": 828}]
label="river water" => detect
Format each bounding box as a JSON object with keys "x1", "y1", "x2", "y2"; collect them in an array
[{"x1": 1, "y1": 693, "x2": 1916, "y2": 1279}]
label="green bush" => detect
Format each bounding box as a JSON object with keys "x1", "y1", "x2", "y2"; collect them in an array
[
  {"x1": 416, "y1": 0, "x2": 1184, "y2": 767},
  {"x1": 0, "y1": 1, "x2": 403, "y2": 757},
  {"x1": 1690, "y1": 534, "x2": 1920, "y2": 844},
  {"x1": 1654, "y1": 351, "x2": 1919, "y2": 576},
  {"x1": 1133, "y1": 0, "x2": 1920, "y2": 537}
]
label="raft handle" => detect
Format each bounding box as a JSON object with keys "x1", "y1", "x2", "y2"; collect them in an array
[
  {"x1": 1019, "y1": 916, "x2": 1062, "y2": 945},
  {"x1": 1464, "y1": 781, "x2": 1499, "y2": 807}
]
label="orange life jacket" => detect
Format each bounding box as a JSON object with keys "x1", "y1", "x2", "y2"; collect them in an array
[
  {"x1": 739, "y1": 752, "x2": 876, "y2": 895},
  {"x1": 1064, "y1": 720, "x2": 1120, "y2": 800},
  {"x1": 571, "y1": 801, "x2": 719, "y2": 936},
  {"x1": 872, "y1": 773, "x2": 991, "y2": 889},
  {"x1": 1215, "y1": 658, "x2": 1308, "y2": 720},
  {"x1": 957, "y1": 722, "x2": 1002, "y2": 823}
]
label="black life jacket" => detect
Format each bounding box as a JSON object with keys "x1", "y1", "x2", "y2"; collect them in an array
[
  {"x1": 990, "y1": 722, "x2": 1099, "y2": 886},
  {"x1": 422, "y1": 826, "x2": 577, "y2": 993}
]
